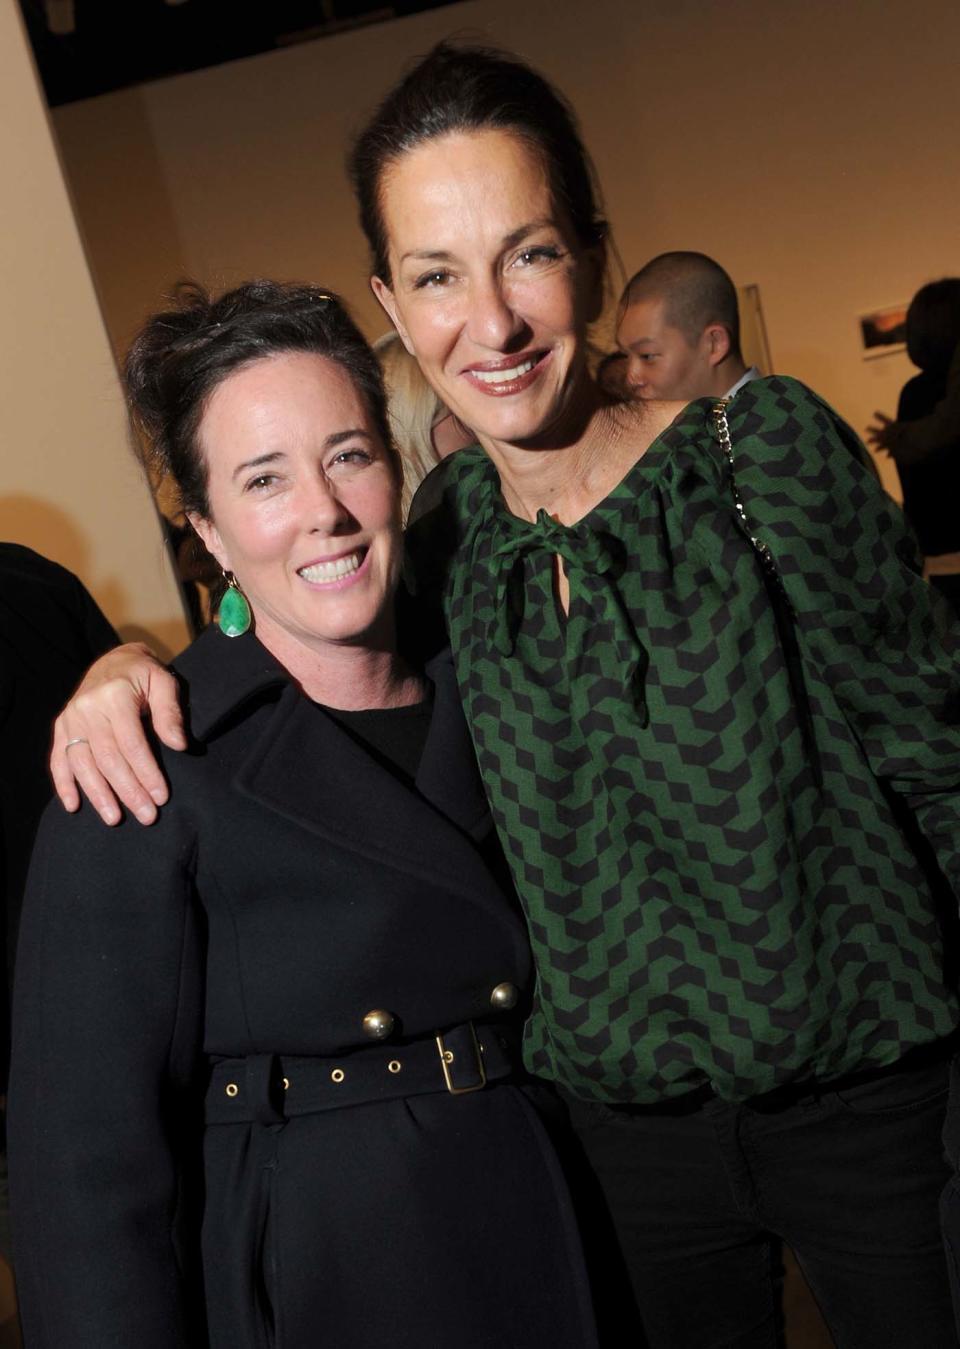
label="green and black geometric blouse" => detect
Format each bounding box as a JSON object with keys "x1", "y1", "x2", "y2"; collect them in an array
[{"x1": 407, "y1": 377, "x2": 960, "y2": 1105}]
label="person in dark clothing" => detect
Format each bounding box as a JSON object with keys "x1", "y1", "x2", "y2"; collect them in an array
[
  {"x1": 888, "y1": 280, "x2": 960, "y2": 614},
  {"x1": 8, "y1": 282, "x2": 597, "y2": 1349},
  {"x1": 0, "y1": 543, "x2": 115, "y2": 1335},
  {"x1": 0, "y1": 543, "x2": 117, "y2": 1084}
]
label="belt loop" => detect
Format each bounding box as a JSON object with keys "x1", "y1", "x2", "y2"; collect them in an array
[{"x1": 245, "y1": 1053, "x2": 285, "y2": 1126}]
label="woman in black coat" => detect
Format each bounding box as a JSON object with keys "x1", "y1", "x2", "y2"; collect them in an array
[{"x1": 8, "y1": 282, "x2": 597, "y2": 1349}]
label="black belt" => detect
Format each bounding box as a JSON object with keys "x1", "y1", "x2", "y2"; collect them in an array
[{"x1": 206, "y1": 1021, "x2": 519, "y2": 1125}]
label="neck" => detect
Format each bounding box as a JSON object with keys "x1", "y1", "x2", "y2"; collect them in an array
[
  {"x1": 253, "y1": 615, "x2": 424, "y2": 710},
  {"x1": 711, "y1": 354, "x2": 748, "y2": 397},
  {"x1": 477, "y1": 376, "x2": 673, "y2": 525},
  {"x1": 477, "y1": 374, "x2": 612, "y2": 523}
]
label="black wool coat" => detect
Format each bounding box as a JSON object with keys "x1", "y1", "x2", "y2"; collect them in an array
[{"x1": 9, "y1": 626, "x2": 597, "y2": 1349}]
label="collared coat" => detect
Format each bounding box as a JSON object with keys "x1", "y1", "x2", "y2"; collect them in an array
[{"x1": 9, "y1": 626, "x2": 597, "y2": 1349}]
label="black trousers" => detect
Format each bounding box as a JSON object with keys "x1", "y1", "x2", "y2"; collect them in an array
[
  {"x1": 561, "y1": 1052, "x2": 957, "y2": 1349},
  {"x1": 938, "y1": 1056, "x2": 960, "y2": 1337}
]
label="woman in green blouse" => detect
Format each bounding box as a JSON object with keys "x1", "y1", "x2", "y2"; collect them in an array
[{"x1": 52, "y1": 42, "x2": 960, "y2": 1349}]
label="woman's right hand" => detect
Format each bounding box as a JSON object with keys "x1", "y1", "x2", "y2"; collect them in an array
[{"x1": 51, "y1": 642, "x2": 187, "y2": 826}]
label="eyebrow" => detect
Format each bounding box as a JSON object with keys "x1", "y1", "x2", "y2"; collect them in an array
[
  {"x1": 231, "y1": 430, "x2": 375, "y2": 479},
  {"x1": 326, "y1": 429, "x2": 374, "y2": 449},
  {"x1": 232, "y1": 451, "x2": 283, "y2": 480},
  {"x1": 503, "y1": 218, "x2": 556, "y2": 249},
  {"x1": 399, "y1": 218, "x2": 559, "y2": 266}
]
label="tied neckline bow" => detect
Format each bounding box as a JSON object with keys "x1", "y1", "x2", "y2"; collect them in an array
[{"x1": 488, "y1": 508, "x2": 649, "y2": 725}]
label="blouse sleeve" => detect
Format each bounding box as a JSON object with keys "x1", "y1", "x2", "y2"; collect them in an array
[
  {"x1": 8, "y1": 791, "x2": 205, "y2": 1348},
  {"x1": 726, "y1": 376, "x2": 960, "y2": 898}
]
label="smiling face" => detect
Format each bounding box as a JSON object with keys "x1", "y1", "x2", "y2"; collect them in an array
[
  {"x1": 370, "y1": 129, "x2": 602, "y2": 456},
  {"x1": 189, "y1": 352, "x2": 403, "y2": 667}
]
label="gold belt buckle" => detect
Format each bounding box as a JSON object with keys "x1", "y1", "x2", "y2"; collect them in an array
[{"x1": 435, "y1": 1022, "x2": 486, "y2": 1095}]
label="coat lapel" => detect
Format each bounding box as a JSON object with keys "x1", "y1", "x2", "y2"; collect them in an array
[
  {"x1": 234, "y1": 685, "x2": 506, "y2": 912},
  {"x1": 413, "y1": 648, "x2": 490, "y2": 841},
  {"x1": 177, "y1": 629, "x2": 505, "y2": 915}
]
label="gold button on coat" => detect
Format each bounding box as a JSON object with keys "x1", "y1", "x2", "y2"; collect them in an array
[
  {"x1": 362, "y1": 1009, "x2": 396, "y2": 1041},
  {"x1": 490, "y1": 981, "x2": 519, "y2": 1010}
]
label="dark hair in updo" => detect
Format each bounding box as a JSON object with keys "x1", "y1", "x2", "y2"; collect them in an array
[
  {"x1": 348, "y1": 41, "x2": 608, "y2": 284},
  {"x1": 124, "y1": 279, "x2": 397, "y2": 518}
]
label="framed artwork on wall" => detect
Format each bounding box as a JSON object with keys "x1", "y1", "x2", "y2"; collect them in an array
[
  {"x1": 739, "y1": 284, "x2": 773, "y2": 374},
  {"x1": 859, "y1": 304, "x2": 907, "y2": 358}
]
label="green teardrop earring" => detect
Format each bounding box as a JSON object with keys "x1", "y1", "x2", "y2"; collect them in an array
[{"x1": 217, "y1": 572, "x2": 251, "y2": 638}]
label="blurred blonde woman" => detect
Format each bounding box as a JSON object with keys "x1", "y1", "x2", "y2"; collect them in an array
[{"x1": 374, "y1": 331, "x2": 472, "y2": 517}]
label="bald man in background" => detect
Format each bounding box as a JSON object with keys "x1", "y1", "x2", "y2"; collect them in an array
[{"x1": 617, "y1": 251, "x2": 760, "y2": 402}]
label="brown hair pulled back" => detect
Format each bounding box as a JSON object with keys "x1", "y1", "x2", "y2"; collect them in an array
[{"x1": 348, "y1": 41, "x2": 608, "y2": 285}]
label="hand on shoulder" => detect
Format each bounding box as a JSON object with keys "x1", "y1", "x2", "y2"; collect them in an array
[{"x1": 51, "y1": 641, "x2": 186, "y2": 827}]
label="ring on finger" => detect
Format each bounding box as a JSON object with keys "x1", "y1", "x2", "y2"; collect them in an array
[{"x1": 64, "y1": 738, "x2": 90, "y2": 750}]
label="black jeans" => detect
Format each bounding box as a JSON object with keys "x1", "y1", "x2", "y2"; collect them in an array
[
  {"x1": 562, "y1": 1052, "x2": 957, "y2": 1349},
  {"x1": 938, "y1": 1055, "x2": 960, "y2": 1336}
]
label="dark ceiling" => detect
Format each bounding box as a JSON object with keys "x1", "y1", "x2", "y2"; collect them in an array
[{"x1": 20, "y1": 0, "x2": 462, "y2": 106}]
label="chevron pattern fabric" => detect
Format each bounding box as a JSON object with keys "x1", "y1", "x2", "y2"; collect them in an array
[{"x1": 407, "y1": 377, "x2": 960, "y2": 1105}]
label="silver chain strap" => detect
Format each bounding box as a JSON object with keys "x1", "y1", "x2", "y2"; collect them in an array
[{"x1": 712, "y1": 399, "x2": 781, "y2": 584}]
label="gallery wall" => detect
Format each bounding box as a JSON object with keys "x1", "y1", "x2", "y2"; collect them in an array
[
  {"x1": 52, "y1": 0, "x2": 960, "y2": 501},
  {"x1": 1, "y1": 1, "x2": 189, "y2": 653}
]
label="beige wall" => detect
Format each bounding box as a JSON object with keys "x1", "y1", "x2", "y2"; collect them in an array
[
  {"x1": 0, "y1": 0, "x2": 188, "y2": 655},
  {"x1": 52, "y1": 0, "x2": 960, "y2": 502}
]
